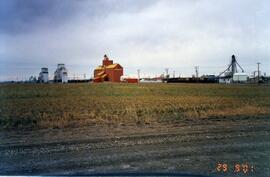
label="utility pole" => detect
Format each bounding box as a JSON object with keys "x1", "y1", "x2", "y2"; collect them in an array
[
  {"x1": 137, "y1": 69, "x2": 140, "y2": 83},
  {"x1": 173, "y1": 70, "x2": 175, "y2": 78},
  {"x1": 257, "y1": 62, "x2": 261, "y2": 83},
  {"x1": 165, "y1": 68, "x2": 169, "y2": 79},
  {"x1": 253, "y1": 71, "x2": 256, "y2": 84},
  {"x1": 195, "y1": 66, "x2": 199, "y2": 78}
]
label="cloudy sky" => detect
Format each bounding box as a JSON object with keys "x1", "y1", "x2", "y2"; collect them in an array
[{"x1": 0, "y1": 0, "x2": 270, "y2": 81}]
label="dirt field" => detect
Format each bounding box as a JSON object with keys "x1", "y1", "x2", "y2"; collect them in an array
[
  {"x1": 0, "y1": 83, "x2": 270, "y2": 176},
  {"x1": 1, "y1": 115, "x2": 270, "y2": 176}
]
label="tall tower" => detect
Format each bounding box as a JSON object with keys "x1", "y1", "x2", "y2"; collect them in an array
[
  {"x1": 231, "y1": 55, "x2": 237, "y2": 74},
  {"x1": 218, "y1": 55, "x2": 245, "y2": 78}
]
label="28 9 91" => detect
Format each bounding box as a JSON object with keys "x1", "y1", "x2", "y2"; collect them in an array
[{"x1": 216, "y1": 163, "x2": 254, "y2": 174}]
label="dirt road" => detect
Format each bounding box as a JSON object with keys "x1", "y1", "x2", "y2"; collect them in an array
[{"x1": 1, "y1": 116, "x2": 270, "y2": 176}]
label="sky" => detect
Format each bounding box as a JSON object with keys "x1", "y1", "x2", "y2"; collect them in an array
[{"x1": 0, "y1": 0, "x2": 270, "y2": 81}]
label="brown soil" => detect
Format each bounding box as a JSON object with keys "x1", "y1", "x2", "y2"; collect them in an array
[{"x1": 0, "y1": 116, "x2": 270, "y2": 176}]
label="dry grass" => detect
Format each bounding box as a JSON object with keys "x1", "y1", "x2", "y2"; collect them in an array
[{"x1": 0, "y1": 83, "x2": 269, "y2": 129}]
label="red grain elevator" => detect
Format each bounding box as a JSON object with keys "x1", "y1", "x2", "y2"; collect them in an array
[{"x1": 93, "y1": 55, "x2": 124, "y2": 82}]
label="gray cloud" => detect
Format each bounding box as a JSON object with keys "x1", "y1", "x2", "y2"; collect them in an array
[{"x1": 0, "y1": 0, "x2": 270, "y2": 81}]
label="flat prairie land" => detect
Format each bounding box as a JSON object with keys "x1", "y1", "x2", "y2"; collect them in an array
[
  {"x1": 0, "y1": 83, "x2": 270, "y2": 176},
  {"x1": 0, "y1": 83, "x2": 269, "y2": 129}
]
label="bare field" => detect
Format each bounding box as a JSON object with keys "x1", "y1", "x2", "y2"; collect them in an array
[
  {"x1": 0, "y1": 83, "x2": 270, "y2": 176},
  {"x1": 0, "y1": 83, "x2": 269, "y2": 129}
]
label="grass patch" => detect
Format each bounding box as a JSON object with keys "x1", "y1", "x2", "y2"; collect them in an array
[{"x1": 0, "y1": 83, "x2": 269, "y2": 129}]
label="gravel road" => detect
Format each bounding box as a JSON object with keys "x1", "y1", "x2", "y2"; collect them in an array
[{"x1": 1, "y1": 116, "x2": 270, "y2": 176}]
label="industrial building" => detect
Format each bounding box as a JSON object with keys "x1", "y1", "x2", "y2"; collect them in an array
[
  {"x1": 121, "y1": 76, "x2": 139, "y2": 83},
  {"x1": 218, "y1": 55, "x2": 248, "y2": 83},
  {"x1": 233, "y1": 73, "x2": 248, "y2": 83},
  {"x1": 94, "y1": 55, "x2": 123, "y2": 82},
  {"x1": 38, "y1": 67, "x2": 49, "y2": 83},
  {"x1": 54, "y1": 64, "x2": 68, "y2": 83}
]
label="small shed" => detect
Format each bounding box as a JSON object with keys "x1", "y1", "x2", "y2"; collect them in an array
[{"x1": 233, "y1": 73, "x2": 248, "y2": 83}]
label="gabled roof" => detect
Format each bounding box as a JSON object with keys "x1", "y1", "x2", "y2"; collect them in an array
[
  {"x1": 95, "y1": 66, "x2": 105, "y2": 70},
  {"x1": 106, "y1": 63, "x2": 122, "y2": 69}
]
